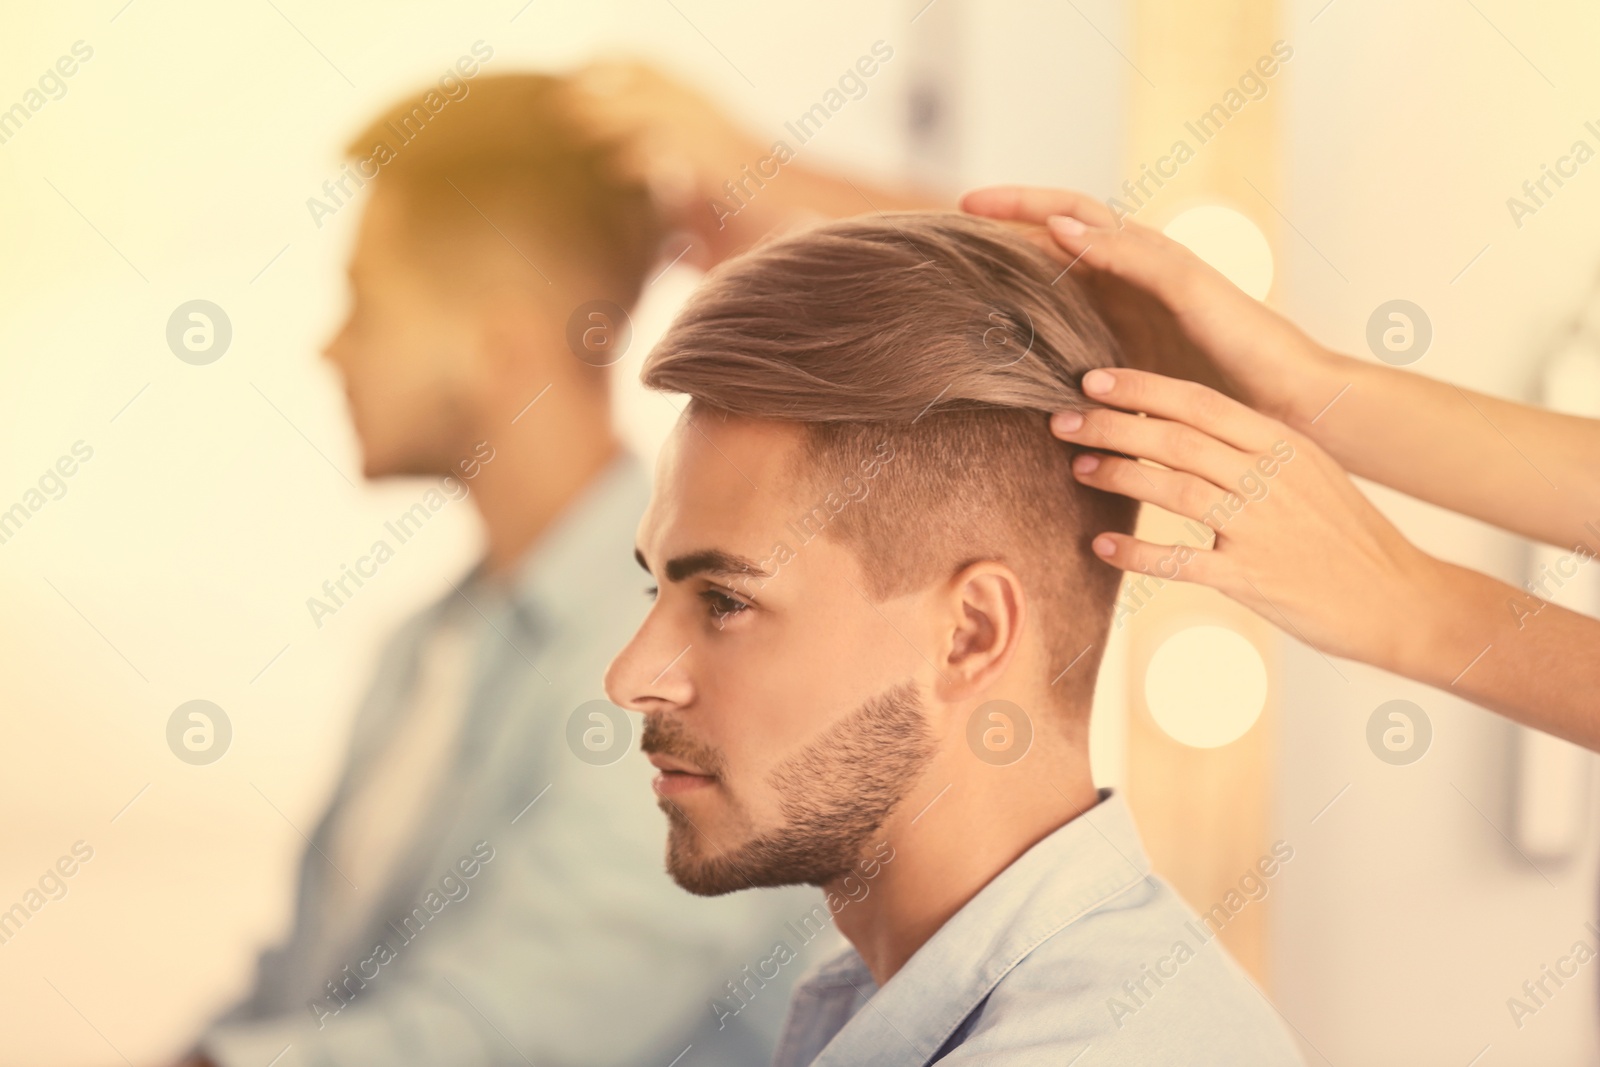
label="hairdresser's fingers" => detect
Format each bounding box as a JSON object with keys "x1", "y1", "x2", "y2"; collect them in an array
[
  {"x1": 1012, "y1": 227, "x2": 1076, "y2": 266},
  {"x1": 1078, "y1": 368, "x2": 1284, "y2": 454},
  {"x1": 1040, "y1": 215, "x2": 1219, "y2": 306},
  {"x1": 960, "y1": 185, "x2": 1119, "y2": 229},
  {"x1": 1053, "y1": 407, "x2": 1254, "y2": 490},
  {"x1": 1088, "y1": 532, "x2": 1226, "y2": 587},
  {"x1": 1071, "y1": 454, "x2": 1234, "y2": 530}
]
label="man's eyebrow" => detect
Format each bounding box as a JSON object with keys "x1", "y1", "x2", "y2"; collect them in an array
[{"x1": 634, "y1": 546, "x2": 773, "y2": 583}]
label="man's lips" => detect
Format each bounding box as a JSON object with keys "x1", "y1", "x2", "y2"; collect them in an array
[
  {"x1": 646, "y1": 753, "x2": 718, "y2": 797},
  {"x1": 646, "y1": 753, "x2": 705, "y2": 774}
]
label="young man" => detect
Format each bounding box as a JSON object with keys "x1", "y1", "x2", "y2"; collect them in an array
[
  {"x1": 606, "y1": 213, "x2": 1307, "y2": 1065},
  {"x1": 187, "y1": 70, "x2": 924, "y2": 1067}
]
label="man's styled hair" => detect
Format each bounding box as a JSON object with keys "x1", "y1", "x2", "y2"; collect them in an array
[
  {"x1": 642, "y1": 212, "x2": 1138, "y2": 710},
  {"x1": 345, "y1": 73, "x2": 663, "y2": 309}
]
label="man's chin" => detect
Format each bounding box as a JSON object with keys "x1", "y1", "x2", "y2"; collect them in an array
[
  {"x1": 660, "y1": 817, "x2": 761, "y2": 897},
  {"x1": 663, "y1": 842, "x2": 749, "y2": 898},
  {"x1": 358, "y1": 449, "x2": 448, "y2": 482},
  {"x1": 660, "y1": 819, "x2": 863, "y2": 896},
  {"x1": 353, "y1": 442, "x2": 399, "y2": 480},
  {"x1": 665, "y1": 863, "x2": 748, "y2": 898}
]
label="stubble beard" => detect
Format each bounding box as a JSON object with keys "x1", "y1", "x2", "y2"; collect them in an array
[{"x1": 650, "y1": 680, "x2": 934, "y2": 897}]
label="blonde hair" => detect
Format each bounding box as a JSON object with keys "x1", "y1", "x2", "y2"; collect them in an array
[{"x1": 346, "y1": 74, "x2": 662, "y2": 308}]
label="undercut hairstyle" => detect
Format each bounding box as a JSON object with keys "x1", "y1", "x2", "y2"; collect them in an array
[
  {"x1": 345, "y1": 73, "x2": 663, "y2": 310},
  {"x1": 642, "y1": 212, "x2": 1138, "y2": 710}
]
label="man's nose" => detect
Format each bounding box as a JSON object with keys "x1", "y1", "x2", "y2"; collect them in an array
[
  {"x1": 604, "y1": 618, "x2": 694, "y2": 713},
  {"x1": 321, "y1": 319, "x2": 355, "y2": 369}
]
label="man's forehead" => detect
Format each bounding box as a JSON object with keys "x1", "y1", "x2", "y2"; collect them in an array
[
  {"x1": 346, "y1": 195, "x2": 404, "y2": 280},
  {"x1": 638, "y1": 411, "x2": 807, "y2": 556}
]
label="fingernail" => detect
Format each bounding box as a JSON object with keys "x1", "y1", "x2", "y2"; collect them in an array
[
  {"x1": 1093, "y1": 535, "x2": 1116, "y2": 557},
  {"x1": 1048, "y1": 215, "x2": 1089, "y2": 238},
  {"x1": 1074, "y1": 453, "x2": 1100, "y2": 474},
  {"x1": 1082, "y1": 369, "x2": 1114, "y2": 395},
  {"x1": 1052, "y1": 410, "x2": 1084, "y2": 433}
]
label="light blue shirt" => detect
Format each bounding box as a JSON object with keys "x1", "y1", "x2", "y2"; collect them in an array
[
  {"x1": 774, "y1": 791, "x2": 1306, "y2": 1066},
  {"x1": 202, "y1": 453, "x2": 817, "y2": 1067}
]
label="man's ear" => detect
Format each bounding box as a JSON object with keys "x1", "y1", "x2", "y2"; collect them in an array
[
  {"x1": 480, "y1": 283, "x2": 611, "y2": 403},
  {"x1": 477, "y1": 286, "x2": 544, "y2": 382},
  {"x1": 933, "y1": 561, "x2": 1026, "y2": 705}
]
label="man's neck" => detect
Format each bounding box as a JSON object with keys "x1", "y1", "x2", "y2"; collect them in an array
[
  {"x1": 467, "y1": 401, "x2": 622, "y2": 576},
  {"x1": 829, "y1": 747, "x2": 1099, "y2": 988}
]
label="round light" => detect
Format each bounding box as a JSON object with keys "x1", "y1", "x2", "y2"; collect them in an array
[
  {"x1": 1163, "y1": 205, "x2": 1275, "y2": 300},
  {"x1": 1144, "y1": 625, "x2": 1267, "y2": 748}
]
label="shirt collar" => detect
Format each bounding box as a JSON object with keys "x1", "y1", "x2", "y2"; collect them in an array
[{"x1": 799, "y1": 789, "x2": 1153, "y2": 1065}]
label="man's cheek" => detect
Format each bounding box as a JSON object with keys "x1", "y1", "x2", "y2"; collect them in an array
[{"x1": 712, "y1": 747, "x2": 779, "y2": 822}]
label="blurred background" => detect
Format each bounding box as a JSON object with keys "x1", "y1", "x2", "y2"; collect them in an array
[{"x1": 3, "y1": 0, "x2": 1599, "y2": 1063}]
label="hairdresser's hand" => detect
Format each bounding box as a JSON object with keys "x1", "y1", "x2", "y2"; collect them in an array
[
  {"x1": 564, "y1": 60, "x2": 768, "y2": 264},
  {"x1": 961, "y1": 186, "x2": 1342, "y2": 426},
  {"x1": 1052, "y1": 367, "x2": 1450, "y2": 671}
]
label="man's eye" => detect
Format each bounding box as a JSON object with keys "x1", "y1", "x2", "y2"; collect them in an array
[
  {"x1": 700, "y1": 588, "x2": 749, "y2": 623},
  {"x1": 644, "y1": 584, "x2": 659, "y2": 599}
]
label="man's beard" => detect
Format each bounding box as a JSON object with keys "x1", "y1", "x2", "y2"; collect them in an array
[{"x1": 641, "y1": 681, "x2": 935, "y2": 897}]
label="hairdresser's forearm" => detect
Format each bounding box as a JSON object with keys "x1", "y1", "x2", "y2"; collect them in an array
[
  {"x1": 1281, "y1": 351, "x2": 1600, "y2": 552},
  {"x1": 780, "y1": 162, "x2": 942, "y2": 218},
  {"x1": 1395, "y1": 556, "x2": 1600, "y2": 748},
  {"x1": 708, "y1": 166, "x2": 941, "y2": 265},
  {"x1": 729, "y1": 165, "x2": 941, "y2": 247}
]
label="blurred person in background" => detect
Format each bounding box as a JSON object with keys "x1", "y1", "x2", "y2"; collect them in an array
[{"x1": 173, "y1": 64, "x2": 929, "y2": 1067}]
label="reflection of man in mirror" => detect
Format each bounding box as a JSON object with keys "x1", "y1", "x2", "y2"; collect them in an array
[{"x1": 178, "y1": 64, "x2": 928, "y2": 1067}]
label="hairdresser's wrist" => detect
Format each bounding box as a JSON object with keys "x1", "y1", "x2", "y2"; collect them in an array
[
  {"x1": 1389, "y1": 553, "x2": 1509, "y2": 690},
  {"x1": 1246, "y1": 339, "x2": 1347, "y2": 431}
]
